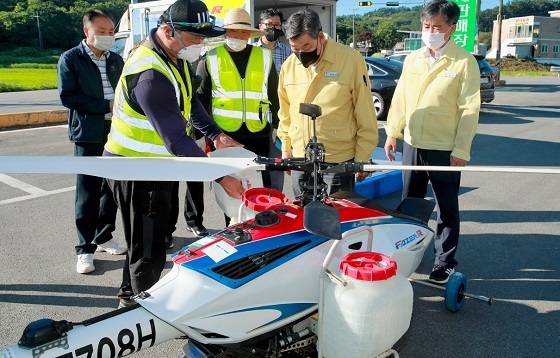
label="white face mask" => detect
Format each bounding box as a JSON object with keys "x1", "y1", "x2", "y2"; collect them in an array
[
  {"x1": 225, "y1": 37, "x2": 248, "y2": 52},
  {"x1": 92, "y1": 35, "x2": 115, "y2": 52},
  {"x1": 177, "y1": 44, "x2": 202, "y2": 63},
  {"x1": 421, "y1": 26, "x2": 452, "y2": 50}
]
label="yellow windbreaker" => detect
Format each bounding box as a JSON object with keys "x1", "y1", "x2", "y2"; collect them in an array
[
  {"x1": 277, "y1": 33, "x2": 378, "y2": 163},
  {"x1": 385, "y1": 41, "x2": 480, "y2": 161}
]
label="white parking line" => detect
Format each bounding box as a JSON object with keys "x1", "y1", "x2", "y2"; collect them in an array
[
  {"x1": 0, "y1": 186, "x2": 75, "y2": 205},
  {"x1": 0, "y1": 173, "x2": 46, "y2": 194},
  {"x1": 0, "y1": 124, "x2": 67, "y2": 134},
  {"x1": 0, "y1": 173, "x2": 75, "y2": 205}
]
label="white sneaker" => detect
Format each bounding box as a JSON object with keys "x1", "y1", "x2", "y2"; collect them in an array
[
  {"x1": 76, "y1": 254, "x2": 95, "y2": 274},
  {"x1": 96, "y1": 239, "x2": 127, "y2": 255}
]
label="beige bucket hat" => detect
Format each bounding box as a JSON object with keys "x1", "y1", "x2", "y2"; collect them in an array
[{"x1": 222, "y1": 8, "x2": 266, "y2": 38}]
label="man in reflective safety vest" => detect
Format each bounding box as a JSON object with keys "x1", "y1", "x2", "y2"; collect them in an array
[
  {"x1": 103, "y1": 0, "x2": 244, "y2": 308},
  {"x1": 197, "y1": 8, "x2": 280, "y2": 192}
]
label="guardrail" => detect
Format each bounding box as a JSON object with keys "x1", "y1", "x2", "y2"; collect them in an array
[{"x1": 551, "y1": 66, "x2": 560, "y2": 76}]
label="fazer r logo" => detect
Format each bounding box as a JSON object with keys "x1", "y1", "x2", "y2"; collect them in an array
[{"x1": 394, "y1": 230, "x2": 424, "y2": 249}]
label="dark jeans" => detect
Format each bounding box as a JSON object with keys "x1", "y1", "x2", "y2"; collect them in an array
[
  {"x1": 107, "y1": 180, "x2": 172, "y2": 297},
  {"x1": 74, "y1": 141, "x2": 117, "y2": 255},
  {"x1": 402, "y1": 142, "x2": 461, "y2": 268}
]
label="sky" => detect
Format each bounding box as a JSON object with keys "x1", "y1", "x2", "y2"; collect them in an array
[{"x1": 336, "y1": 0, "x2": 502, "y2": 16}]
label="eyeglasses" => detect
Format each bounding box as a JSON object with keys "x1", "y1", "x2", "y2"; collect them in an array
[
  {"x1": 172, "y1": 15, "x2": 216, "y2": 32},
  {"x1": 261, "y1": 22, "x2": 282, "y2": 29}
]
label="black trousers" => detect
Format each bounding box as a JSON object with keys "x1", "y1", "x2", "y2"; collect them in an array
[
  {"x1": 168, "y1": 181, "x2": 205, "y2": 236},
  {"x1": 402, "y1": 142, "x2": 461, "y2": 268},
  {"x1": 74, "y1": 141, "x2": 117, "y2": 255},
  {"x1": 107, "y1": 180, "x2": 172, "y2": 297}
]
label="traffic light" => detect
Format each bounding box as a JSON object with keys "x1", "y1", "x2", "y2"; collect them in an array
[
  {"x1": 359, "y1": 1, "x2": 372, "y2": 6},
  {"x1": 386, "y1": 1, "x2": 400, "y2": 5}
]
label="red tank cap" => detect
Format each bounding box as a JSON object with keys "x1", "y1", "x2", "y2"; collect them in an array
[
  {"x1": 243, "y1": 188, "x2": 288, "y2": 212},
  {"x1": 340, "y1": 252, "x2": 397, "y2": 281}
]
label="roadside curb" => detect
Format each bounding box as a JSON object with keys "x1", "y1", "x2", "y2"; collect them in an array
[{"x1": 0, "y1": 110, "x2": 66, "y2": 129}]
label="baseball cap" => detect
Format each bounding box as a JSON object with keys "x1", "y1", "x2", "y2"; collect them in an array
[{"x1": 162, "y1": 0, "x2": 224, "y2": 37}]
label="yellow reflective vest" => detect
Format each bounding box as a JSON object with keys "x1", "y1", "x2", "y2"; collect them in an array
[
  {"x1": 207, "y1": 45, "x2": 272, "y2": 133},
  {"x1": 105, "y1": 42, "x2": 192, "y2": 157}
]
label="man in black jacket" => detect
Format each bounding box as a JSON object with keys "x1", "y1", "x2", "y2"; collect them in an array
[{"x1": 58, "y1": 9, "x2": 126, "y2": 274}]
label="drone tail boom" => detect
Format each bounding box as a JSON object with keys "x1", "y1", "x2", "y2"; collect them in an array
[{"x1": 0, "y1": 305, "x2": 183, "y2": 358}]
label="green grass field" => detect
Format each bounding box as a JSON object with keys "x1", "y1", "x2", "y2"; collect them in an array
[
  {"x1": 0, "y1": 68, "x2": 57, "y2": 92},
  {"x1": 500, "y1": 70, "x2": 558, "y2": 77}
]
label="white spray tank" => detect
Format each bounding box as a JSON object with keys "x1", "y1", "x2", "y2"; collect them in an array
[
  {"x1": 208, "y1": 147, "x2": 263, "y2": 224},
  {"x1": 320, "y1": 252, "x2": 413, "y2": 358}
]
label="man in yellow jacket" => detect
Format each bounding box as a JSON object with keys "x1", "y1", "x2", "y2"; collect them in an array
[
  {"x1": 278, "y1": 9, "x2": 378, "y2": 197},
  {"x1": 384, "y1": 0, "x2": 480, "y2": 284}
]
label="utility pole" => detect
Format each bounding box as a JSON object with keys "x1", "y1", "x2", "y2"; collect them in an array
[
  {"x1": 351, "y1": 7, "x2": 358, "y2": 48},
  {"x1": 496, "y1": 0, "x2": 503, "y2": 80},
  {"x1": 475, "y1": 0, "x2": 481, "y2": 53},
  {"x1": 34, "y1": 11, "x2": 43, "y2": 50}
]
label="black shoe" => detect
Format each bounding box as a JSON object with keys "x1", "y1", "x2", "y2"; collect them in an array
[
  {"x1": 117, "y1": 296, "x2": 137, "y2": 309},
  {"x1": 187, "y1": 224, "x2": 208, "y2": 237},
  {"x1": 428, "y1": 265, "x2": 455, "y2": 284},
  {"x1": 165, "y1": 235, "x2": 174, "y2": 250}
]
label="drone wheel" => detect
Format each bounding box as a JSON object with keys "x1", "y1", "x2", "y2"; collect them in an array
[{"x1": 445, "y1": 272, "x2": 467, "y2": 313}]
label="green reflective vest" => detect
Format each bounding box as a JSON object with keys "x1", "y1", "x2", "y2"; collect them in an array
[
  {"x1": 105, "y1": 42, "x2": 192, "y2": 157},
  {"x1": 207, "y1": 45, "x2": 272, "y2": 133}
]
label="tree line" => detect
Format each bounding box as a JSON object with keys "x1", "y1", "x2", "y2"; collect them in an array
[
  {"x1": 334, "y1": 0, "x2": 559, "y2": 53},
  {"x1": 0, "y1": 0, "x2": 558, "y2": 54},
  {"x1": 0, "y1": 0, "x2": 130, "y2": 51}
]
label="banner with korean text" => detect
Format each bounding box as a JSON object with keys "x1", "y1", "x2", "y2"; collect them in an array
[{"x1": 451, "y1": 0, "x2": 477, "y2": 52}]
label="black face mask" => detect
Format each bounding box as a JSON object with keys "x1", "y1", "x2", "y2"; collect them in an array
[
  {"x1": 294, "y1": 40, "x2": 320, "y2": 68},
  {"x1": 265, "y1": 28, "x2": 283, "y2": 42}
]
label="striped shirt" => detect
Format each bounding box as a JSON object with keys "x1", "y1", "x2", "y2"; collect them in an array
[
  {"x1": 82, "y1": 40, "x2": 115, "y2": 120},
  {"x1": 254, "y1": 39, "x2": 292, "y2": 74}
]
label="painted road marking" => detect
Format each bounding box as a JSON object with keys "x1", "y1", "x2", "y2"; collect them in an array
[{"x1": 0, "y1": 173, "x2": 74, "y2": 205}]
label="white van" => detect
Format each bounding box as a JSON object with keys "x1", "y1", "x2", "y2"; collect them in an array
[{"x1": 113, "y1": 0, "x2": 338, "y2": 59}]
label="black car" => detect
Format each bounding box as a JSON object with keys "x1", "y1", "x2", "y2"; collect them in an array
[
  {"x1": 385, "y1": 51, "x2": 495, "y2": 104},
  {"x1": 474, "y1": 54, "x2": 495, "y2": 103},
  {"x1": 364, "y1": 57, "x2": 403, "y2": 121}
]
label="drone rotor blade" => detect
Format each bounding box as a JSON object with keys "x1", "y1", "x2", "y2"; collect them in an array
[
  {"x1": 363, "y1": 164, "x2": 560, "y2": 175},
  {"x1": 0, "y1": 156, "x2": 264, "y2": 181}
]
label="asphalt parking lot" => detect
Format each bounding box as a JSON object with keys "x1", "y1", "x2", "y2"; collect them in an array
[{"x1": 0, "y1": 76, "x2": 559, "y2": 357}]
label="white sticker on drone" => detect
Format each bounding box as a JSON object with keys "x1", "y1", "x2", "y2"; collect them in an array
[
  {"x1": 189, "y1": 237, "x2": 215, "y2": 249},
  {"x1": 285, "y1": 212, "x2": 297, "y2": 219},
  {"x1": 203, "y1": 240, "x2": 238, "y2": 262}
]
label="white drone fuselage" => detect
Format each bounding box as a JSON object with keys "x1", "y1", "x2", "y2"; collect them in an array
[{"x1": 1, "y1": 197, "x2": 433, "y2": 358}]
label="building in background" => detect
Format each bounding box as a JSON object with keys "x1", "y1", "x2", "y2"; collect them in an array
[{"x1": 488, "y1": 10, "x2": 560, "y2": 65}]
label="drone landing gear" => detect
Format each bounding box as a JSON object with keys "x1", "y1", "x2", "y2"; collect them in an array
[{"x1": 409, "y1": 273, "x2": 493, "y2": 312}]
